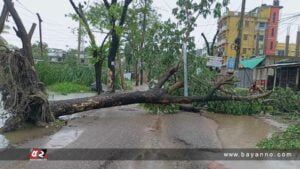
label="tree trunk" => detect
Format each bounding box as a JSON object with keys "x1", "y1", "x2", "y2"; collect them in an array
[
  {"x1": 117, "y1": 52, "x2": 125, "y2": 90},
  {"x1": 107, "y1": 30, "x2": 119, "y2": 92},
  {"x1": 135, "y1": 61, "x2": 139, "y2": 86},
  {"x1": 94, "y1": 61, "x2": 103, "y2": 95}
]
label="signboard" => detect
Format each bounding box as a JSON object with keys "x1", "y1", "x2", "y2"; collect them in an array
[
  {"x1": 227, "y1": 57, "x2": 235, "y2": 69},
  {"x1": 206, "y1": 56, "x2": 223, "y2": 68}
]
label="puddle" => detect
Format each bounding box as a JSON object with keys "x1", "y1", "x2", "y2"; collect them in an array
[
  {"x1": 43, "y1": 128, "x2": 83, "y2": 148},
  {"x1": 203, "y1": 112, "x2": 279, "y2": 148},
  {"x1": 0, "y1": 92, "x2": 95, "y2": 148},
  {"x1": 204, "y1": 112, "x2": 300, "y2": 169}
]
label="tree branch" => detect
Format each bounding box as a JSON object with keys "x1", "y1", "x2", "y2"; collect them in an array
[
  {"x1": 69, "y1": 0, "x2": 97, "y2": 47},
  {"x1": 4, "y1": 0, "x2": 34, "y2": 64},
  {"x1": 119, "y1": 0, "x2": 132, "y2": 27},
  {"x1": 28, "y1": 23, "x2": 36, "y2": 40},
  {"x1": 0, "y1": 4, "x2": 9, "y2": 34},
  {"x1": 208, "y1": 76, "x2": 234, "y2": 97},
  {"x1": 168, "y1": 81, "x2": 183, "y2": 93},
  {"x1": 155, "y1": 63, "x2": 181, "y2": 89},
  {"x1": 103, "y1": 0, "x2": 110, "y2": 10},
  {"x1": 201, "y1": 33, "x2": 211, "y2": 56},
  {"x1": 211, "y1": 30, "x2": 219, "y2": 56}
]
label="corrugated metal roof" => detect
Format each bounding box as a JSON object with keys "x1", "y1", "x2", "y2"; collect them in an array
[{"x1": 240, "y1": 56, "x2": 265, "y2": 69}]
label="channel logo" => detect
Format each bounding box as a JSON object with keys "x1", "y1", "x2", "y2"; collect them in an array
[{"x1": 29, "y1": 148, "x2": 48, "y2": 160}]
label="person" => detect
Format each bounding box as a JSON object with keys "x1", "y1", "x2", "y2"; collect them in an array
[{"x1": 249, "y1": 82, "x2": 263, "y2": 93}]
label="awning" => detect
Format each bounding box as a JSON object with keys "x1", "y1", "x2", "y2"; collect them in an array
[{"x1": 240, "y1": 56, "x2": 265, "y2": 69}]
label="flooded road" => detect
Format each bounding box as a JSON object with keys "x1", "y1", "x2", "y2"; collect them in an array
[
  {"x1": 0, "y1": 91, "x2": 299, "y2": 169},
  {"x1": 203, "y1": 112, "x2": 279, "y2": 148},
  {"x1": 0, "y1": 92, "x2": 96, "y2": 148},
  {"x1": 203, "y1": 112, "x2": 300, "y2": 169}
]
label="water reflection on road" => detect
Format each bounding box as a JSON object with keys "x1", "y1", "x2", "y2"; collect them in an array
[{"x1": 204, "y1": 112, "x2": 299, "y2": 169}]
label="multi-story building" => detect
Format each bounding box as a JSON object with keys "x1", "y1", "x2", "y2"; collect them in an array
[
  {"x1": 276, "y1": 42, "x2": 297, "y2": 57},
  {"x1": 216, "y1": 0, "x2": 282, "y2": 64}
]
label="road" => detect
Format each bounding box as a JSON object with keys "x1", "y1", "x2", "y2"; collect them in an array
[{"x1": 0, "y1": 104, "x2": 222, "y2": 169}]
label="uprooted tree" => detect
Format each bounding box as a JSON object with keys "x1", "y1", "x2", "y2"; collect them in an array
[{"x1": 0, "y1": 0, "x2": 271, "y2": 132}]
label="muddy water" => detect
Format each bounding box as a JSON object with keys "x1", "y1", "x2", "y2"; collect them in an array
[
  {"x1": 0, "y1": 92, "x2": 96, "y2": 148},
  {"x1": 203, "y1": 112, "x2": 279, "y2": 148},
  {"x1": 204, "y1": 112, "x2": 300, "y2": 169}
]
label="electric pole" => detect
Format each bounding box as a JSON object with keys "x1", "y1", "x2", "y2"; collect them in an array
[
  {"x1": 234, "y1": 0, "x2": 246, "y2": 70},
  {"x1": 140, "y1": 0, "x2": 147, "y2": 86},
  {"x1": 36, "y1": 13, "x2": 43, "y2": 58},
  {"x1": 183, "y1": 43, "x2": 188, "y2": 97}
]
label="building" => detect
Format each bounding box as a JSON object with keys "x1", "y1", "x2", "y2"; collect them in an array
[
  {"x1": 217, "y1": 0, "x2": 282, "y2": 64},
  {"x1": 48, "y1": 48, "x2": 66, "y2": 62},
  {"x1": 276, "y1": 42, "x2": 297, "y2": 57}
]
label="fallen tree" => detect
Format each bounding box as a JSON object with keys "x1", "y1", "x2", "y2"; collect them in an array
[{"x1": 0, "y1": 0, "x2": 271, "y2": 132}]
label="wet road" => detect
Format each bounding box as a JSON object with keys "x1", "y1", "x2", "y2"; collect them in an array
[
  {"x1": 1, "y1": 91, "x2": 299, "y2": 169},
  {"x1": 1, "y1": 105, "x2": 220, "y2": 169}
]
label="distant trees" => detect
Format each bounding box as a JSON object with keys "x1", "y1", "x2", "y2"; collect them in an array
[{"x1": 32, "y1": 41, "x2": 49, "y2": 60}]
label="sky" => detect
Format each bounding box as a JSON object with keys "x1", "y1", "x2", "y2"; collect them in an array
[{"x1": 1, "y1": 0, "x2": 300, "y2": 50}]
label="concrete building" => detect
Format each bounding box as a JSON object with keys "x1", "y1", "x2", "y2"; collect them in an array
[
  {"x1": 276, "y1": 42, "x2": 297, "y2": 57},
  {"x1": 216, "y1": 0, "x2": 282, "y2": 64},
  {"x1": 48, "y1": 48, "x2": 66, "y2": 62}
]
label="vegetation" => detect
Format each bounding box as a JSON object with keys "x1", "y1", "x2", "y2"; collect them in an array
[
  {"x1": 48, "y1": 82, "x2": 90, "y2": 95},
  {"x1": 32, "y1": 41, "x2": 49, "y2": 61},
  {"x1": 208, "y1": 88, "x2": 264, "y2": 115},
  {"x1": 141, "y1": 104, "x2": 179, "y2": 115},
  {"x1": 208, "y1": 88, "x2": 300, "y2": 116},
  {"x1": 35, "y1": 62, "x2": 95, "y2": 86},
  {"x1": 257, "y1": 124, "x2": 300, "y2": 150},
  {"x1": 267, "y1": 88, "x2": 300, "y2": 116}
]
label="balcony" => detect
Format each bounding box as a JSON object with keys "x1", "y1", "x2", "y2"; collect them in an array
[
  {"x1": 219, "y1": 25, "x2": 228, "y2": 32},
  {"x1": 216, "y1": 39, "x2": 227, "y2": 46}
]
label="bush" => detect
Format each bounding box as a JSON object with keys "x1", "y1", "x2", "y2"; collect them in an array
[
  {"x1": 208, "y1": 88, "x2": 264, "y2": 115},
  {"x1": 267, "y1": 88, "x2": 300, "y2": 115},
  {"x1": 35, "y1": 62, "x2": 95, "y2": 86},
  {"x1": 208, "y1": 87, "x2": 300, "y2": 116},
  {"x1": 257, "y1": 123, "x2": 300, "y2": 150}
]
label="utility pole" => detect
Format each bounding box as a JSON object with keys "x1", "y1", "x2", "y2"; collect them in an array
[
  {"x1": 234, "y1": 0, "x2": 246, "y2": 70},
  {"x1": 140, "y1": 0, "x2": 147, "y2": 85},
  {"x1": 295, "y1": 26, "x2": 300, "y2": 57},
  {"x1": 285, "y1": 26, "x2": 290, "y2": 57},
  {"x1": 36, "y1": 13, "x2": 43, "y2": 58},
  {"x1": 183, "y1": 43, "x2": 188, "y2": 97},
  {"x1": 77, "y1": 21, "x2": 82, "y2": 63}
]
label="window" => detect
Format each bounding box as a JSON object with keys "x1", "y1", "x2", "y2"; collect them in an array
[
  {"x1": 243, "y1": 35, "x2": 248, "y2": 41},
  {"x1": 243, "y1": 48, "x2": 247, "y2": 54},
  {"x1": 272, "y1": 13, "x2": 277, "y2": 23},
  {"x1": 271, "y1": 28, "x2": 275, "y2": 37},
  {"x1": 245, "y1": 20, "x2": 249, "y2": 27},
  {"x1": 259, "y1": 22, "x2": 265, "y2": 28},
  {"x1": 277, "y1": 50, "x2": 284, "y2": 56},
  {"x1": 270, "y1": 41, "x2": 274, "y2": 50}
]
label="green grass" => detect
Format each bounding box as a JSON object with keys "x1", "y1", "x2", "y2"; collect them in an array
[
  {"x1": 48, "y1": 82, "x2": 90, "y2": 95},
  {"x1": 257, "y1": 123, "x2": 300, "y2": 150},
  {"x1": 35, "y1": 62, "x2": 95, "y2": 86}
]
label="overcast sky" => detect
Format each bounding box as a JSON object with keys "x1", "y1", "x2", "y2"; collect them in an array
[{"x1": 1, "y1": 0, "x2": 300, "y2": 50}]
